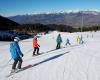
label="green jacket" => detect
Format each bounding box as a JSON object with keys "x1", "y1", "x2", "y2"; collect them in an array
[{"x1": 56, "y1": 35, "x2": 62, "y2": 43}]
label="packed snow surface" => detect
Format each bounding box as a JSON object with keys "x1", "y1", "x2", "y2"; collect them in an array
[{"x1": 0, "y1": 31, "x2": 100, "y2": 80}]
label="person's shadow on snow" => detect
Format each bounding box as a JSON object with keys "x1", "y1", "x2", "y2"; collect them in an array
[{"x1": 17, "y1": 51, "x2": 70, "y2": 73}]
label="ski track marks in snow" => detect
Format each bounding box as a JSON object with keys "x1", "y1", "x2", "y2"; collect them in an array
[
  {"x1": 23, "y1": 44, "x2": 82, "y2": 63},
  {"x1": 6, "y1": 51, "x2": 69, "y2": 78},
  {"x1": 1, "y1": 31, "x2": 100, "y2": 80},
  {"x1": 6, "y1": 44, "x2": 82, "y2": 78}
]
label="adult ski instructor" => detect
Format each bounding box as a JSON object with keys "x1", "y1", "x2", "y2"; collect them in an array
[{"x1": 10, "y1": 37, "x2": 24, "y2": 73}]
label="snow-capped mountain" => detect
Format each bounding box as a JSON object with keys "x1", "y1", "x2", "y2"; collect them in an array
[{"x1": 8, "y1": 10, "x2": 100, "y2": 27}]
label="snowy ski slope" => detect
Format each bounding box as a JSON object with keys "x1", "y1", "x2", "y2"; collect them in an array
[{"x1": 0, "y1": 31, "x2": 100, "y2": 80}]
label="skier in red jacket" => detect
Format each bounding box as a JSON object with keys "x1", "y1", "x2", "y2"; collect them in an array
[{"x1": 32, "y1": 36, "x2": 40, "y2": 56}]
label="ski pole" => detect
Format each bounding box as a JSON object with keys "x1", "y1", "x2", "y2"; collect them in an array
[
  {"x1": 0, "y1": 58, "x2": 12, "y2": 68},
  {"x1": 5, "y1": 58, "x2": 12, "y2": 66}
]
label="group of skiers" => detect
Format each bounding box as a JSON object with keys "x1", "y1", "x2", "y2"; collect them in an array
[
  {"x1": 56, "y1": 33, "x2": 71, "y2": 49},
  {"x1": 10, "y1": 36, "x2": 40, "y2": 73},
  {"x1": 10, "y1": 33, "x2": 83, "y2": 73},
  {"x1": 76, "y1": 35, "x2": 84, "y2": 44}
]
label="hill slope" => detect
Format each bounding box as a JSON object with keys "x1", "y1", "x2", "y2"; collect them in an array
[
  {"x1": 0, "y1": 31, "x2": 100, "y2": 80},
  {"x1": 0, "y1": 15, "x2": 19, "y2": 30}
]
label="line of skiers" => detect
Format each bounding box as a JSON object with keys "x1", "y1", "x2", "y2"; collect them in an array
[
  {"x1": 9, "y1": 33, "x2": 83, "y2": 73},
  {"x1": 10, "y1": 36, "x2": 40, "y2": 73},
  {"x1": 76, "y1": 35, "x2": 84, "y2": 44},
  {"x1": 56, "y1": 33, "x2": 71, "y2": 49}
]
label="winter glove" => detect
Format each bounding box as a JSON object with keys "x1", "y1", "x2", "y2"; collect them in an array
[
  {"x1": 21, "y1": 53, "x2": 24, "y2": 57},
  {"x1": 38, "y1": 45, "x2": 40, "y2": 47}
]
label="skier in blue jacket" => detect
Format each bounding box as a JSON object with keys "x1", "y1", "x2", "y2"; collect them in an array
[
  {"x1": 10, "y1": 37, "x2": 24, "y2": 73},
  {"x1": 66, "y1": 38, "x2": 71, "y2": 45}
]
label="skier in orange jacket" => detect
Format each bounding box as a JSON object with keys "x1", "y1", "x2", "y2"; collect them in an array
[{"x1": 32, "y1": 36, "x2": 40, "y2": 56}]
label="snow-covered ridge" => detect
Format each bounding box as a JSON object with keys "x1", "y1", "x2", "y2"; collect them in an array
[
  {"x1": 8, "y1": 10, "x2": 100, "y2": 17},
  {"x1": 41, "y1": 10, "x2": 100, "y2": 15}
]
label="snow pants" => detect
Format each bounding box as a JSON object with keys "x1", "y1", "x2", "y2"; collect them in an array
[
  {"x1": 56, "y1": 43, "x2": 61, "y2": 49},
  {"x1": 12, "y1": 57, "x2": 23, "y2": 69},
  {"x1": 33, "y1": 47, "x2": 39, "y2": 55}
]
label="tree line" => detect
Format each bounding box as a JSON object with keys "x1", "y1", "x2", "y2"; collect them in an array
[
  {"x1": 0, "y1": 23, "x2": 100, "y2": 41},
  {"x1": 10, "y1": 23, "x2": 100, "y2": 33}
]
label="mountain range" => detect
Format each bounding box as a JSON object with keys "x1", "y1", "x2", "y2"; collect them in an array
[{"x1": 8, "y1": 10, "x2": 100, "y2": 27}]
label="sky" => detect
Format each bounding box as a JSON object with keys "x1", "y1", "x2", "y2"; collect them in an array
[{"x1": 0, "y1": 0, "x2": 100, "y2": 17}]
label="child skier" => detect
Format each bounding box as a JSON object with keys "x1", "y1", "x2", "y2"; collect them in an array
[
  {"x1": 80, "y1": 35, "x2": 84, "y2": 44},
  {"x1": 10, "y1": 37, "x2": 24, "y2": 73},
  {"x1": 33, "y1": 36, "x2": 40, "y2": 56},
  {"x1": 56, "y1": 34, "x2": 62, "y2": 49},
  {"x1": 76, "y1": 36, "x2": 84, "y2": 44},
  {"x1": 66, "y1": 38, "x2": 71, "y2": 45},
  {"x1": 76, "y1": 36, "x2": 80, "y2": 44}
]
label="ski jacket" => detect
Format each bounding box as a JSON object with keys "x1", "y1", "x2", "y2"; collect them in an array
[
  {"x1": 66, "y1": 38, "x2": 70, "y2": 43},
  {"x1": 10, "y1": 42, "x2": 22, "y2": 60},
  {"x1": 76, "y1": 37, "x2": 80, "y2": 43},
  {"x1": 56, "y1": 35, "x2": 62, "y2": 44},
  {"x1": 33, "y1": 38, "x2": 38, "y2": 48}
]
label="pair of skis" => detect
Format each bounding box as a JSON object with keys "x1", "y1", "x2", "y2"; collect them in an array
[{"x1": 6, "y1": 64, "x2": 33, "y2": 77}]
